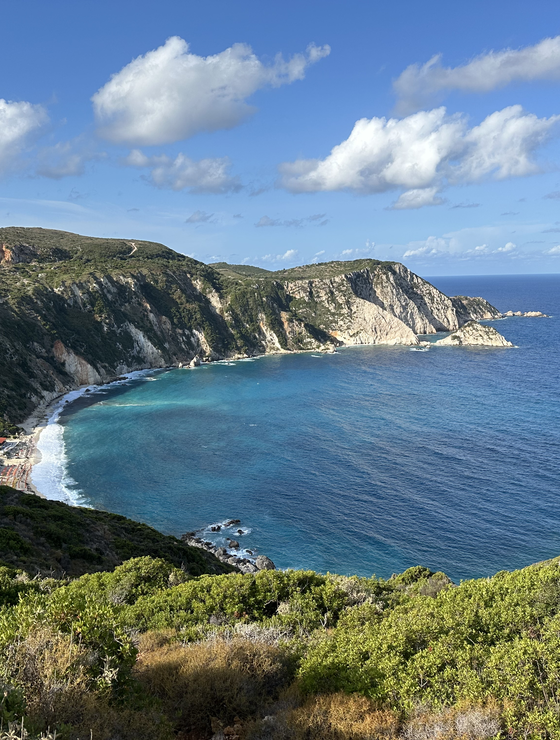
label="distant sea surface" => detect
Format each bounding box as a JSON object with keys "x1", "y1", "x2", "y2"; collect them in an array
[{"x1": 33, "y1": 275, "x2": 560, "y2": 582}]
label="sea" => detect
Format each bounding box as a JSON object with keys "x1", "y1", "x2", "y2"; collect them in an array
[{"x1": 31, "y1": 274, "x2": 560, "y2": 583}]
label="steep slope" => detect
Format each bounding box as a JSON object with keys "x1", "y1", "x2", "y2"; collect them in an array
[
  {"x1": 0, "y1": 485, "x2": 234, "y2": 577},
  {"x1": 0, "y1": 228, "x2": 500, "y2": 432},
  {"x1": 435, "y1": 320, "x2": 514, "y2": 347}
]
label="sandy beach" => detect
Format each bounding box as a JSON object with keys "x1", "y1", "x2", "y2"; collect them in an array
[
  {"x1": 0, "y1": 393, "x2": 65, "y2": 497},
  {"x1": 1, "y1": 366, "x2": 174, "y2": 500},
  {"x1": 0, "y1": 352, "x2": 308, "y2": 501}
]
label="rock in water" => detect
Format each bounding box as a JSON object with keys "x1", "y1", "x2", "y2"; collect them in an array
[
  {"x1": 256, "y1": 555, "x2": 276, "y2": 570},
  {"x1": 435, "y1": 321, "x2": 513, "y2": 347}
]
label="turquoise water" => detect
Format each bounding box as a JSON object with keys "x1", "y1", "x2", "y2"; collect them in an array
[{"x1": 47, "y1": 275, "x2": 560, "y2": 582}]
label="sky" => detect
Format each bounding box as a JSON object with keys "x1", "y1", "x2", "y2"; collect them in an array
[{"x1": 2, "y1": 0, "x2": 560, "y2": 276}]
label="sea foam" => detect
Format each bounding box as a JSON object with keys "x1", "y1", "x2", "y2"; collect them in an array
[{"x1": 31, "y1": 369, "x2": 158, "y2": 504}]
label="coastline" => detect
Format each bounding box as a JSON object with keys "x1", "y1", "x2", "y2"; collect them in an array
[
  {"x1": 5, "y1": 310, "x2": 534, "y2": 503},
  {"x1": 11, "y1": 346, "x2": 331, "y2": 502},
  {"x1": 6, "y1": 368, "x2": 166, "y2": 502}
]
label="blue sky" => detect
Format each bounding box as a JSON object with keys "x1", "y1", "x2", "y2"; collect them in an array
[{"x1": 2, "y1": 0, "x2": 560, "y2": 275}]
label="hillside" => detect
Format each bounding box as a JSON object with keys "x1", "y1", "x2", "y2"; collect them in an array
[
  {"x1": 0, "y1": 228, "x2": 500, "y2": 434},
  {"x1": 0, "y1": 484, "x2": 557, "y2": 739},
  {"x1": 0, "y1": 485, "x2": 233, "y2": 578}
]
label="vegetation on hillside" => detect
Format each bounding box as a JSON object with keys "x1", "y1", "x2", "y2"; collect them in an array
[
  {"x1": 0, "y1": 228, "x2": 499, "y2": 436},
  {"x1": 0, "y1": 484, "x2": 558, "y2": 739},
  {"x1": 0, "y1": 231, "x2": 399, "y2": 434},
  {"x1": 0, "y1": 486, "x2": 232, "y2": 578}
]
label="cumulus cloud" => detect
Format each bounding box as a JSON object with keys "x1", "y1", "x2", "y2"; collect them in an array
[
  {"x1": 185, "y1": 210, "x2": 215, "y2": 224},
  {"x1": 394, "y1": 36, "x2": 560, "y2": 114},
  {"x1": 0, "y1": 99, "x2": 48, "y2": 173},
  {"x1": 403, "y1": 235, "x2": 518, "y2": 260},
  {"x1": 455, "y1": 107, "x2": 556, "y2": 181},
  {"x1": 390, "y1": 187, "x2": 445, "y2": 210},
  {"x1": 36, "y1": 138, "x2": 104, "y2": 179},
  {"x1": 403, "y1": 236, "x2": 451, "y2": 259},
  {"x1": 124, "y1": 149, "x2": 240, "y2": 193},
  {"x1": 255, "y1": 213, "x2": 327, "y2": 227},
  {"x1": 92, "y1": 36, "x2": 330, "y2": 146},
  {"x1": 496, "y1": 241, "x2": 516, "y2": 252},
  {"x1": 260, "y1": 249, "x2": 299, "y2": 262},
  {"x1": 279, "y1": 105, "x2": 559, "y2": 208}
]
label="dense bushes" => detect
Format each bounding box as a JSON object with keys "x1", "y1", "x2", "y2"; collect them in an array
[{"x1": 2, "y1": 554, "x2": 560, "y2": 737}]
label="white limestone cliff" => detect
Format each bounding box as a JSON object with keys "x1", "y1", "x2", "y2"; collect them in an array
[{"x1": 435, "y1": 321, "x2": 514, "y2": 347}]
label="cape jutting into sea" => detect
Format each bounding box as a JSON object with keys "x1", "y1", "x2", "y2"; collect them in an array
[{"x1": 32, "y1": 274, "x2": 560, "y2": 582}]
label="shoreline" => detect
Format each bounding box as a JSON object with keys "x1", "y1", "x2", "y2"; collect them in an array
[
  {"x1": 9, "y1": 351, "x2": 285, "y2": 501},
  {"x1": 5, "y1": 309, "x2": 539, "y2": 502},
  {"x1": 4, "y1": 368, "x2": 166, "y2": 501},
  {"x1": 10, "y1": 344, "x2": 336, "y2": 501}
]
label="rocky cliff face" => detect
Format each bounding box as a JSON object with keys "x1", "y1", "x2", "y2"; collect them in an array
[
  {"x1": 0, "y1": 228, "x2": 502, "y2": 432},
  {"x1": 435, "y1": 321, "x2": 514, "y2": 347}
]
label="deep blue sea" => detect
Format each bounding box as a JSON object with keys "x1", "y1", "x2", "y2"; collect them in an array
[{"x1": 32, "y1": 275, "x2": 560, "y2": 582}]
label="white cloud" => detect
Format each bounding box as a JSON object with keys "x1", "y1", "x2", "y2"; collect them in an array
[
  {"x1": 456, "y1": 107, "x2": 556, "y2": 181},
  {"x1": 92, "y1": 36, "x2": 330, "y2": 145},
  {"x1": 279, "y1": 105, "x2": 559, "y2": 207},
  {"x1": 496, "y1": 241, "x2": 516, "y2": 252},
  {"x1": 390, "y1": 187, "x2": 445, "y2": 210},
  {"x1": 394, "y1": 36, "x2": 560, "y2": 114},
  {"x1": 403, "y1": 236, "x2": 451, "y2": 258},
  {"x1": 402, "y1": 232, "x2": 524, "y2": 261},
  {"x1": 260, "y1": 248, "x2": 299, "y2": 263},
  {"x1": 36, "y1": 138, "x2": 104, "y2": 179},
  {"x1": 255, "y1": 215, "x2": 279, "y2": 227},
  {"x1": 0, "y1": 99, "x2": 48, "y2": 173},
  {"x1": 185, "y1": 210, "x2": 215, "y2": 224},
  {"x1": 451, "y1": 201, "x2": 481, "y2": 209},
  {"x1": 546, "y1": 245, "x2": 560, "y2": 255},
  {"x1": 255, "y1": 213, "x2": 327, "y2": 227},
  {"x1": 339, "y1": 244, "x2": 377, "y2": 258},
  {"x1": 124, "y1": 149, "x2": 240, "y2": 193}
]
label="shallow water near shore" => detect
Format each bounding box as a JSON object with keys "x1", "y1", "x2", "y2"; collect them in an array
[{"x1": 34, "y1": 274, "x2": 560, "y2": 582}]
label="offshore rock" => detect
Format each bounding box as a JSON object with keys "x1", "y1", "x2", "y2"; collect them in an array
[
  {"x1": 256, "y1": 555, "x2": 276, "y2": 571},
  {"x1": 502, "y1": 310, "x2": 548, "y2": 318},
  {"x1": 435, "y1": 321, "x2": 514, "y2": 347}
]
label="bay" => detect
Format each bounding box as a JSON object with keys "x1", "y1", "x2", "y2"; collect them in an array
[{"x1": 46, "y1": 275, "x2": 560, "y2": 582}]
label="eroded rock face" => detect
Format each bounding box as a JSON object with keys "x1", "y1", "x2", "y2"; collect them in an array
[
  {"x1": 281, "y1": 264, "x2": 499, "y2": 348},
  {"x1": 1, "y1": 243, "x2": 39, "y2": 263},
  {"x1": 255, "y1": 555, "x2": 276, "y2": 570},
  {"x1": 435, "y1": 321, "x2": 513, "y2": 347},
  {"x1": 53, "y1": 340, "x2": 104, "y2": 385}
]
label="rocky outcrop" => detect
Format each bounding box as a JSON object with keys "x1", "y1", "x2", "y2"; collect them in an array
[
  {"x1": 255, "y1": 555, "x2": 276, "y2": 571},
  {"x1": 53, "y1": 340, "x2": 104, "y2": 385},
  {"x1": 502, "y1": 310, "x2": 549, "y2": 318},
  {"x1": 435, "y1": 321, "x2": 514, "y2": 347},
  {"x1": 281, "y1": 264, "x2": 499, "y2": 347},
  {"x1": 451, "y1": 296, "x2": 502, "y2": 323},
  {"x1": 0, "y1": 243, "x2": 39, "y2": 264}
]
